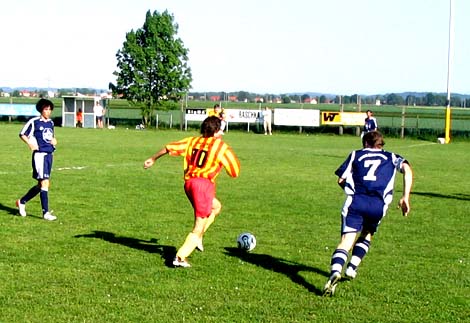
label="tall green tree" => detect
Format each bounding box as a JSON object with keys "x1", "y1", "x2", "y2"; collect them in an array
[{"x1": 114, "y1": 10, "x2": 192, "y2": 125}]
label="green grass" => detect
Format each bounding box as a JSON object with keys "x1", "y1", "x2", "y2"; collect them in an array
[{"x1": 0, "y1": 124, "x2": 468, "y2": 322}]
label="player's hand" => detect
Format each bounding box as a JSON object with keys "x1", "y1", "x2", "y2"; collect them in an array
[
  {"x1": 51, "y1": 137, "x2": 57, "y2": 146},
  {"x1": 398, "y1": 197, "x2": 410, "y2": 217},
  {"x1": 143, "y1": 158, "x2": 155, "y2": 169}
]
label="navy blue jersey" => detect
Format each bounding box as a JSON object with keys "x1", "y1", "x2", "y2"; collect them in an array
[
  {"x1": 20, "y1": 117, "x2": 55, "y2": 153},
  {"x1": 364, "y1": 117, "x2": 377, "y2": 132},
  {"x1": 335, "y1": 148, "x2": 406, "y2": 203}
]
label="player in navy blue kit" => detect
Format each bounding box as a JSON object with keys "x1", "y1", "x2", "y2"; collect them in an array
[
  {"x1": 323, "y1": 131, "x2": 413, "y2": 296},
  {"x1": 16, "y1": 98, "x2": 58, "y2": 221},
  {"x1": 362, "y1": 110, "x2": 378, "y2": 138}
]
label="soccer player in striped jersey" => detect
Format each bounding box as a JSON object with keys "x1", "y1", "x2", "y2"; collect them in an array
[
  {"x1": 143, "y1": 116, "x2": 240, "y2": 268},
  {"x1": 323, "y1": 131, "x2": 413, "y2": 296},
  {"x1": 16, "y1": 98, "x2": 58, "y2": 221}
]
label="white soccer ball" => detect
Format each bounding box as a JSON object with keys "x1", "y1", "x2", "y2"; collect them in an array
[{"x1": 237, "y1": 232, "x2": 256, "y2": 252}]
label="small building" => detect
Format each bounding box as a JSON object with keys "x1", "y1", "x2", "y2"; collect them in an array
[{"x1": 62, "y1": 96, "x2": 104, "y2": 128}]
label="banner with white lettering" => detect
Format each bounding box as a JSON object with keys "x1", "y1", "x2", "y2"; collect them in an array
[{"x1": 185, "y1": 108, "x2": 207, "y2": 121}]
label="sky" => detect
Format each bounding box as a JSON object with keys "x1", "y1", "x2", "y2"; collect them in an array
[{"x1": 1, "y1": 0, "x2": 469, "y2": 95}]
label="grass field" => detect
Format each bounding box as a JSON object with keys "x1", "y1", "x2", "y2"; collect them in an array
[{"x1": 0, "y1": 124, "x2": 469, "y2": 322}]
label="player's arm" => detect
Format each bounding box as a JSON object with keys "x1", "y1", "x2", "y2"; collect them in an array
[
  {"x1": 20, "y1": 134, "x2": 39, "y2": 151},
  {"x1": 143, "y1": 147, "x2": 169, "y2": 169},
  {"x1": 398, "y1": 162, "x2": 413, "y2": 216},
  {"x1": 20, "y1": 134, "x2": 29, "y2": 145},
  {"x1": 221, "y1": 147, "x2": 240, "y2": 178}
]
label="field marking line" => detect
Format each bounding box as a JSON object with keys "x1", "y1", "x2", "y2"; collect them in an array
[
  {"x1": 0, "y1": 162, "x2": 143, "y2": 176},
  {"x1": 401, "y1": 142, "x2": 437, "y2": 149}
]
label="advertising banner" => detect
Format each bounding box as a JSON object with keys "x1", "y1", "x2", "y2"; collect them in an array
[
  {"x1": 321, "y1": 111, "x2": 366, "y2": 126},
  {"x1": 0, "y1": 104, "x2": 39, "y2": 116},
  {"x1": 273, "y1": 109, "x2": 320, "y2": 127}
]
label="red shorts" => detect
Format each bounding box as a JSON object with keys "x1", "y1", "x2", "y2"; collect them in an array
[{"x1": 184, "y1": 178, "x2": 215, "y2": 218}]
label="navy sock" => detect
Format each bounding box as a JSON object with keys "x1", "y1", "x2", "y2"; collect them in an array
[
  {"x1": 330, "y1": 248, "x2": 349, "y2": 274},
  {"x1": 40, "y1": 189, "x2": 49, "y2": 215},
  {"x1": 21, "y1": 185, "x2": 41, "y2": 204},
  {"x1": 347, "y1": 237, "x2": 371, "y2": 270}
]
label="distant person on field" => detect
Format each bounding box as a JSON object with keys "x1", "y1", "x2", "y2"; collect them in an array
[
  {"x1": 362, "y1": 110, "x2": 378, "y2": 137},
  {"x1": 16, "y1": 98, "x2": 58, "y2": 221},
  {"x1": 208, "y1": 104, "x2": 226, "y2": 136},
  {"x1": 94, "y1": 101, "x2": 105, "y2": 128},
  {"x1": 143, "y1": 116, "x2": 240, "y2": 268},
  {"x1": 262, "y1": 106, "x2": 272, "y2": 135},
  {"x1": 323, "y1": 131, "x2": 413, "y2": 296},
  {"x1": 76, "y1": 108, "x2": 83, "y2": 128}
]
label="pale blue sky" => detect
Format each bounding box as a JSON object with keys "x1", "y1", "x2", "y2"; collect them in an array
[{"x1": 1, "y1": 0, "x2": 468, "y2": 95}]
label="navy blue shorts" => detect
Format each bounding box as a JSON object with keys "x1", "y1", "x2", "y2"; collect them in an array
[
  {"x1": 32, "y1": 152, "x2": 53, "y2": 180},
  {"x1": 341, "y1": 195, "x2": 386, "y2": 234}
]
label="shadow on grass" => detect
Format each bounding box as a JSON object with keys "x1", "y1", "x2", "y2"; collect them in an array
[
  {"x1": 224, "y1": 247, "x2": 328, "y2": 295},
  {"x1": 0, "y1": 202, "x2": 19, "y2": 216},
  {"x1": 0, "y1": 202, "x2": 42, "y2": 219},
  {"x1": 74, "y1": 230, "x2": 177, "y2": 267},
  {"x1": 413, "y1": 191, "x2": 470, "y2": 201}
]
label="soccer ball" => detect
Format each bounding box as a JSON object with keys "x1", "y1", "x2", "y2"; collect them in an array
[{"x1": 237, "y1": 232, "x2": 256, "y2": 252}]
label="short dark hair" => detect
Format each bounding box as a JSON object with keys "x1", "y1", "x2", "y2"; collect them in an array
[
  {"x1": 201, "y1": 116, "x2": 221, "y2": 137},
  {"x1": 36, "y1": 98, "x2": 54, "y2": 113},
  {"x1": 362, "y1": 131, "x2": 385, "y2": 148}
]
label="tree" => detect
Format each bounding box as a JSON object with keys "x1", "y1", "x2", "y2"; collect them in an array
[
  {"x1": 386, "y1": 93, "x2": 405, "y2": 105},
  {"x1": 114, "y1": 10, "x2": 192, "y2": 125},
  {"x1": 237, "y1": 91, "x2": 250, "y2": 102},
  {"x1": 282, "y1": 96, "x2": 291, "y2": 104}
]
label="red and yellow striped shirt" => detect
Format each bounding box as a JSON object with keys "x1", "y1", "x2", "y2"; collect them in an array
[{"x1": 166, "y1": 136, "x2": 240, "y2": 182}]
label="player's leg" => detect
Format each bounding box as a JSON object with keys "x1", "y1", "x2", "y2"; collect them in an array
[
  {"x1": 36, "y1": 153, "x2": 56, "y2": 221},
  {"x1": 323, "y1": 231, "x2": 358, "y2": 296},
  {"x1": 174, "y1": 179, "x2": 213, "y2": 266},
  {"x1": 203, "y1": 198, "x2": 221, "y2": 233},
  {"x1": 196, "y1": 198, "x2": 222, "y2": 251},
  {"x1": 345, "y1": 200, "x2": 382, "y2": 279},
  {"x1": 16, "y1": 183, "x2": 41, "y2": 217},
  {"x1": 345, "y1": 231, "x2": 372, "y2": 279},
  {"x1": 324, "y1": 196, "x2": 363, "y2": 296},
  {"x1": 331, "y1": 232, "x2": 358, "y2": 273},
  {"x1": 39, "y1": 178, "x2": 54, "y2": 220},
  {"x1": 175, "y1": 217, "x2": 207, "y2": 265}
]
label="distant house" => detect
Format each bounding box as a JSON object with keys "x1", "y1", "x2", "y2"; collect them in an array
[
  {"x1": 20, "y1": 90, "x2": 31, "y2": 97},
  {"x1": 210, "y1": 95, "x2": 220, "y2": 101},
  {"x1": 100, "y1": 92, "x2": 112, "y2": 99},
  {"x1": 228, "y1": 95, "x2": 238, "y2": 102}
]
